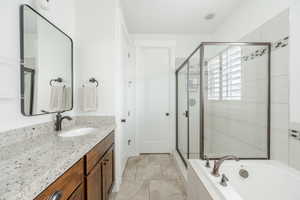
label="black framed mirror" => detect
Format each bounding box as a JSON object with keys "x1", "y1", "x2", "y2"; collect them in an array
[{"x1": 20, "y1": 4, "x2": 73, "y2": 116}]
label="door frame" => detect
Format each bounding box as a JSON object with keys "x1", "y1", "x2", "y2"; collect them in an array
[{"x1": 135, "y1": 40, "x2": 176, "y2": 154}]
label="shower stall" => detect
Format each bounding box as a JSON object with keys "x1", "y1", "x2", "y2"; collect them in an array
[{"x1": 176, "y1": 42, "x2": 271, "y2": 166}]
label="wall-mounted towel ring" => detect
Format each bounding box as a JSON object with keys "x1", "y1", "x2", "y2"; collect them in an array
[
  {"x1": 82, "y1": 77, "x2": 99, "y2": 88},
  {"x1": 50, "y1": 77, "x2": 63, "y2": 86},
  {"x1": 89, "y1": 77, "x2": 99, "y2": 87}
]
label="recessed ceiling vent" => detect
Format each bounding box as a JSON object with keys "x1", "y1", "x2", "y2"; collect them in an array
[{"x1": 204, "y1": 13, "x2": 216, "y2": 20}]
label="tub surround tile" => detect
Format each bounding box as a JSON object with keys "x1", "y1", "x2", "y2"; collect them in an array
[{"x1": 0, "y1": 116, "x2": 116, "y2": 200}]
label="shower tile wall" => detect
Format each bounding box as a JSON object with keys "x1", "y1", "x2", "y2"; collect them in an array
[
  {"x1": 204, "y1": 10, "x2": 289, "y2": 160},
  {"x1": 204, "y1": 46, "x2": 269, "y2": 158},
  {"x1": 255, "y1": 10, "x2": 289, "y2": 164}
]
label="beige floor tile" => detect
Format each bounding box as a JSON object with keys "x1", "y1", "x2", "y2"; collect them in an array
[
  {"x1": 161, "y1": 159, "x2": 181, "y2": 180},
  {"x1": 116, "y1": 179, "x2": 149, "y2": 200},
  {"x1": 149, "y1": 179, "x2": 187, "y2": 200},
  {"x1": 136, "y1": 164, "x2": 162, "y2": 180},
  {"x1": 116, "y1": 154, "x2": 187, "y2": 200},
  {"x1": 123, "y1": 157, "x2": 138, "y2": 180}
]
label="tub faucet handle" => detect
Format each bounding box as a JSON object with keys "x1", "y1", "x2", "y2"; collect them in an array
[
  {"x1": 220, "y1": 174, "x2": 229, "y2": 187},
  {"x1": 204, "y1": 156, "x2": 210, "y2": 168}
]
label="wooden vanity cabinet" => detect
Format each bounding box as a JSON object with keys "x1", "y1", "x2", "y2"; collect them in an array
[
  {"x1": 85, "y1": 132, "x2": 115, "y2": 200},
  {"x1": 86, "y1": 162, "x2": 103, "y2": 200},
  {"x1": 102, "y1": 147, "x2": 114, "y2": 200},
  {"x1": 34, "y1": 131, "x2": 115, "y2": 200}
]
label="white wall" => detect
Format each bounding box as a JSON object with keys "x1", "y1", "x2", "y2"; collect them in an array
[
  {"x1": 75, "y1": 0, "x2": 117, "y2": 115},
  {"x1": 0, "y1": 0, "x2": 75, "y2": 132},
  {"x1": 212, "y1": 0, "x2": 294, "y2": 41},
  {"x1": 290, "y1": 1, "x2": 300, "y2": 123},
  {"x1": 75, "y1": 0, "x2": 133, "y2": 190},
  {"x1": 133, "y1": 34, "x2": 211, "y2": 59}
]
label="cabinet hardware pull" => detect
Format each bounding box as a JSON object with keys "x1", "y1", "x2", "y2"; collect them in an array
[
  {"x1": 49, "y1": 191, "x2": 62, "y2": 200},
  {"x1": 104, "y1": 159, "x2": 109, "y2": 162}
]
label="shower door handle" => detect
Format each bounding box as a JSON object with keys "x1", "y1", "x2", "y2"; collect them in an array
[{"x1": 184, "y1": 110, "x2": 189, "y2": 118}]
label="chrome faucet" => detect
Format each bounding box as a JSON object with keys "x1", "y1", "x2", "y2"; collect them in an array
[
  {"x1": 55, "y1": 112, "x2": 72, "y2": 131},
  {"x1": 211, "y1": 155, "x2": 239, "y2": 177}
]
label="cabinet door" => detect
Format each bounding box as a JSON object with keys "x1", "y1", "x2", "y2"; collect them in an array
[
  {"x1": 102, "y1": 147, "x2": 114, "y2": 200},
  {"x1": 68, "y1": 184, "x2": 84, "y2": 200},
  {"x1": 86, "y1": 163, "x2": 102, "y2": 200}
]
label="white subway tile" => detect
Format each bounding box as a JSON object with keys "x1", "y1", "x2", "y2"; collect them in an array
[
  {"x1": 271, "y1": 75, "x2": 289, "y2": 104},
  {"x1": 271, "y1": 129, "x2": 289, "y2": 164},
  {"x1": 289, "y1": 137, "x2": 300, "y2": 171},
  {"x1": 271, "y1": 47, "x2": 289, "y2": 76},
  {"x1": 271, "y1": 103, "x2": 289, "y2": 130}
]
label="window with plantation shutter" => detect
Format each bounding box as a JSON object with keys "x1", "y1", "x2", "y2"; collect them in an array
[
  {"x1": 207, "y1": 57, "x2": 220, "y2": 100},
  {"x1": 207, "y1": 46, "x2": 242, "y2": 101},
  {"x1": 221, "y1": 47, "x2": 242, "y2": 100}
]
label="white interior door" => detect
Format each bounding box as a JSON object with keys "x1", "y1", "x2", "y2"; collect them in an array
[{"x1": 137, "y1": 47, "x2": 171, "y2": 153}]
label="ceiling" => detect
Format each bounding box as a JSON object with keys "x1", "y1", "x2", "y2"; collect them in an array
[{"x1": 121, "y1": 0, "x2": 242, "y2": 34}]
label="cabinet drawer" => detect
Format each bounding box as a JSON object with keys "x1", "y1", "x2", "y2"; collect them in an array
[
  {"x1": 85, "y1": 132, "x2": 114, "y2": 174},
  {"x1": 34, "y1": 159, "x2": 84, "y2": 200}
]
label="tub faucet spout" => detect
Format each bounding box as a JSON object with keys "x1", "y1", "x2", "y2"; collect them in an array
[{"x1": 211, "y1": 155, "x2": 239, "y2": 177}]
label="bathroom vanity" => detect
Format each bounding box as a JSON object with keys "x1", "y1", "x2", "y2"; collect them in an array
[
  {"x1": 35, "y1": 132, "x2": 114, "y2": 200},
  {"x1": 0, "y1": 116, "x2": 116, "y2": 200}
]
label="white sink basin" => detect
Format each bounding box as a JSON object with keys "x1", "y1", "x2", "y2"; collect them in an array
[{"x1": 59, "y1": 128, "x2": 96, "y2": 137}]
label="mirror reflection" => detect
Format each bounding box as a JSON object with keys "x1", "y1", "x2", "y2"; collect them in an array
[{"x1": 20, "y1": 5, "x2": 73, "y2": 116}]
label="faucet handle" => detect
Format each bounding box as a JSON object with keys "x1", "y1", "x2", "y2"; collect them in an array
[
  {"x1": 220, "y1": 174, "x2": 229, "y2": 187},
  {"x1": 204, "y1": 156, "x2": 210, "y2": 168}
]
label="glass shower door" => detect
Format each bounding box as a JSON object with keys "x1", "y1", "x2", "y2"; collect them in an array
[
  {"x1": 176, "y1": 63, "x2": 189, "y2": 163},
  {"x1": 188, "y1": 49, "x2": 201, "y2": 159}
]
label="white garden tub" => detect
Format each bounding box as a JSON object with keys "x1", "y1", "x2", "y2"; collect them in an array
[{"x1": 188, "y1": 159, "x2": 300, "y2": 200}]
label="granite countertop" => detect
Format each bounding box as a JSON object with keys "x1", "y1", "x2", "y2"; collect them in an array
[{"x1": 0, "y1": 116, "x2": 116, "y2": 200}]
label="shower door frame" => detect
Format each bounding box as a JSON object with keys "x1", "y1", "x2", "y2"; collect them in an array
[{"x1": 176, "y1": 42, "x2": 271, "y2": 167}]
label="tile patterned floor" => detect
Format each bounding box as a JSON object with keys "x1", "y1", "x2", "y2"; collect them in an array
[{"x1": 110, "y1": 154, "x2": 187, "y2": 200}]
